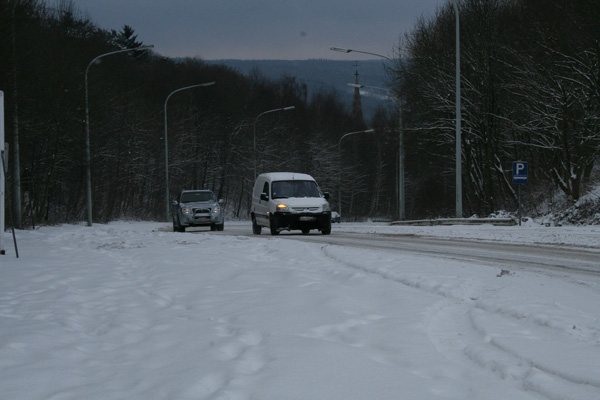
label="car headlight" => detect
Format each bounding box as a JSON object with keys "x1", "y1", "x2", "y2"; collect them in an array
[
  {"x1": 322, "y1": 203, "x2": 330, "y2": 212},
  {"x1": 212, "y1": 207, "x2": 221, "y2": 213},
  {"x1": 182, "y1": 207, "x2": 191, "y2": 215},
  {"x1": 276, "y1": 203, "x2": 289, "y2": 212}
]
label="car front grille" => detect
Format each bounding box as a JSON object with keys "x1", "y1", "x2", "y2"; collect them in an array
[{"x1": 291, "y1": 207, "x2": 320, "y2": 212}]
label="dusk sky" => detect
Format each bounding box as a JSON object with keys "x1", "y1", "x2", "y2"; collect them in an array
[{"x1": 69, "y1": 0, "x2": 443, "y2": 60}]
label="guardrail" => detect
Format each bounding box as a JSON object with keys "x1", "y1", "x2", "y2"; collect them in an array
[{"x1": 390, "y1": 218, "x2": 516, "y2": 227}]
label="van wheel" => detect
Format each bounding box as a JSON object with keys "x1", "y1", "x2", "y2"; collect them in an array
[
  {"x1": 301, "y1": 228, "x2": 310, "y2": 235},
  {"x1": 252, "y1": 215, "x2": 261, "y2": 235},
  {"x1": 321, "y1": 223, "x2": 331, "y2": 235},
  {"x1": 269, "y1": 217, "x2": 280, "y2": 236}
]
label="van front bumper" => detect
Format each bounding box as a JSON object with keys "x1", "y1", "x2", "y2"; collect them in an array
[{"x1": 273, "y1": 211, "x2": 331, "y2": 231}]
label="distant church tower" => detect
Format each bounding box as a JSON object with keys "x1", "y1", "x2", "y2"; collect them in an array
[{"x1": 351, "y1": 62, "x2": 366, "y2": 129}]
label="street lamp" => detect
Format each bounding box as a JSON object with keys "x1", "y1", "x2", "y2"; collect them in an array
[
  {"x1": 337, "y1": 129, "x2": 375, "y2": 218},
  {"x1": 330, "y1": 47, "x2": 393, "y2": 62},
  {"x1": 84, "y1": 44, "x2": 153, "y2": 226},
  {"x1": 253, "y1": 106, "x2": 295, "y2": 181},
  {"x1": 0, "y1": 91, "x2": 5, "y2": 255},
  {"x1": 332, "y1": 46, "x2": 405, "y2": 220},
  {"x1": 164, "y1": 81, "x2": 216, "y2": 221},
  {"x1": 349, "y1": 83, "x2": 404, "y2": 220},
  {"x1": 452, "y1": 1, "x2": 463, "y2": 218}
]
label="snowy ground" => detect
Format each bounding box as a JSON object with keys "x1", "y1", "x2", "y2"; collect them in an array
[
  {"x1": 1, "y1": 221, "x2": 599, "y2": 400},
  {"x1": 340, "y1": 220, "x2": 600, "y2": 249}
]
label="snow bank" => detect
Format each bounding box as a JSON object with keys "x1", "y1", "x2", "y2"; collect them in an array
[{"x1": 1, "y1": 221, "x2": 599, "y2": 399}]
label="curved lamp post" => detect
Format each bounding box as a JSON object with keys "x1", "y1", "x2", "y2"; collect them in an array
[
  {"x1": 348, "y1": 82, "x2": 404, "y2": 220},
  {"x1": 84, "y1": 44, "x2": 153, "y2": 226},
  {"x1": 253, "y1": 106, "x2": 295, "y2": 181},
  {"x1": 330, "y1": 47, "x2": 393, "y2": 62},
  {"x1": 337, "y1": 128, "x2": 375, "y2": 218},
  {"x1": 331, "y1": 46, "x2": 405, "y2": 221},
  {"x1": 163, "y1": 81, "x2": 216, "y2": 221}
]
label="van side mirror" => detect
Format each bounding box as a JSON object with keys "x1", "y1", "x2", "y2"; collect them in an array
[
  {"x1": 323, "y1": 192, "x2": 330, "y2": 200},
  {"x1": 260, "y1": 193, "x2": 269, "y2": 201}
]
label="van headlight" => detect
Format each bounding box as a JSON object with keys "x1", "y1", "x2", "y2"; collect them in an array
[
  {"x1": 322, "y1": 203, "x2": 330, "y2": 212},
  {"x1": 276, "y1": 203, "x2": 289, "y2": 212},
  {"x1": 212, "y1": 207, "x2": 221, "y2": 214},
  {"x1": 182, "y1": 207, "x2": 191, "y2": 215}
]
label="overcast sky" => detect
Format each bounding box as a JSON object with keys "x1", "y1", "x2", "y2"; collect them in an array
[{"x1": 68, "y1": 0, "x2": 443, "y2": 60}]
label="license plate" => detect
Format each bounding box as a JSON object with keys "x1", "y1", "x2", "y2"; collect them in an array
[{"x1": 299, "y1": 216, "x2": 315, "y2": 221}]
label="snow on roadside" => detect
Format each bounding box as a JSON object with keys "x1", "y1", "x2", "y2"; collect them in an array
[
  {"x1": 1, "y1": 221, "x2": 599, "y2": 399},
  {"x1": 335, "y1": 221, "x2": 600, "y2": 249}
]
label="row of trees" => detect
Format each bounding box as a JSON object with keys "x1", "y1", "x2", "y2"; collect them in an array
[
  {"x1": 1, "y1": 0, "x2": 389, "y2": 226},
  {"x1": 393, "y1": 0, "x2": 599, "y2": 216},
  {"x1": 1, "y1": 0, "x2": 598, "y2": 227}
]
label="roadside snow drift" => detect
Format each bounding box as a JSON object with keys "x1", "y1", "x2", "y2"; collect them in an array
[{"x1": 1, "y1": 221, "x2": 599, "y2": 399}]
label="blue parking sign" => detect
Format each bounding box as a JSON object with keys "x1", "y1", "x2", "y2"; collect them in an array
[{"x1": 513, "y1": 161, "x2": 528, "y2": 184}]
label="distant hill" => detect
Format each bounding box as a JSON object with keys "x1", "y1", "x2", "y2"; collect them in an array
[{"x1": 204, "y1": 59, "x2": 393, "y2": 119}]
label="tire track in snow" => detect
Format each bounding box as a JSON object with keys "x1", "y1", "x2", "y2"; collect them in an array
[
  {"x1": 89, "y1": 227, "x2": 271, "y2": 400},
  {"x1": 319, "y1": 243, "x2": 600, "y2": 400},
  {"x1": 319, "y1": 244, "x2": 478, "y2": 301}
]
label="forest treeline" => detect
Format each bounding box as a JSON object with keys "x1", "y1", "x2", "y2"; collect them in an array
[
  {"x1": 1, "y1": 0, "x2": 598, "y2": 226},
  {"x1": 395, "y1": 0, "x2": 599, "y2": 217}
]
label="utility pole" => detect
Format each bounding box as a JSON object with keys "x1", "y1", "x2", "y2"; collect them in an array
[
  {"x1": 1, "y1": 91, "x2": 5, "y2": 255},
  {"x1": 453, "y1": 1, "x2": 463, "y2": 218}
]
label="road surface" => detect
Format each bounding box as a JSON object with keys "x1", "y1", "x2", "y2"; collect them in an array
[{"x1": 208, "y1": 221, "x2": 600, "y2": 276}]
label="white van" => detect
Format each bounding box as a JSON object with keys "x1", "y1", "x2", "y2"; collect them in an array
[{"x1": 251, "y1": 172, "x2": 332, "y2": 235}]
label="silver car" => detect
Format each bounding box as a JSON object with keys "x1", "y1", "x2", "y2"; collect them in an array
[{"x1": 172, "y1": 190, "x2": 224, "y2": 232}]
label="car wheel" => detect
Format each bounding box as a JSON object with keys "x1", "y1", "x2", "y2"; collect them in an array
[
  {"x1": 301, "y1": 228, "x2": 310, "y2": 235},
  {"x1": 175, "y1": 217, "x2": 185, "y2": 232},
  {"x1": 321, "y1": 223, "x2": 331, "y2": 235},
  {"x1": 252, "y1": 215, "x2": 262, "y2": 235},
  {"x1": 210, "y1": 223, "x2": 216, "y2": 231},
  {"x1": 216, "y1": 222, "x2": 224, "y2": 231}
]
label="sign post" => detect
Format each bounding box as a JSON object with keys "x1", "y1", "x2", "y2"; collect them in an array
[{"x1": 512, "y1": 161, "x2": 528, "y2": 226}]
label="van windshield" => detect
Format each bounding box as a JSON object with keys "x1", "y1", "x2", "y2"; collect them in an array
[{"x1": 272, "y1": 180, "x2": 321, "y2": 199}]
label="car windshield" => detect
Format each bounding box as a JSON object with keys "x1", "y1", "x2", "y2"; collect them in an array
[
  {"x1": 180, "y1": 191, "x2": 215, "y2": 203},
  {"x1": 272, "y1": 180, "x2": 321, "y2": 199}
]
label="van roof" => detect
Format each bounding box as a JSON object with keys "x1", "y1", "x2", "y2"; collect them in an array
[{"x1": 258, "y1": 172, "x2": 315, "y2": 181}]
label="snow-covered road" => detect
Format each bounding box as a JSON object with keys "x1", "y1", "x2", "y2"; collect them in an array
[
  {"x1": 1, "y1": 221, "x2": 599, "y2": 399},
  {"x1": 222, "y1": 222, "x2": 600, "y2": 274}
]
